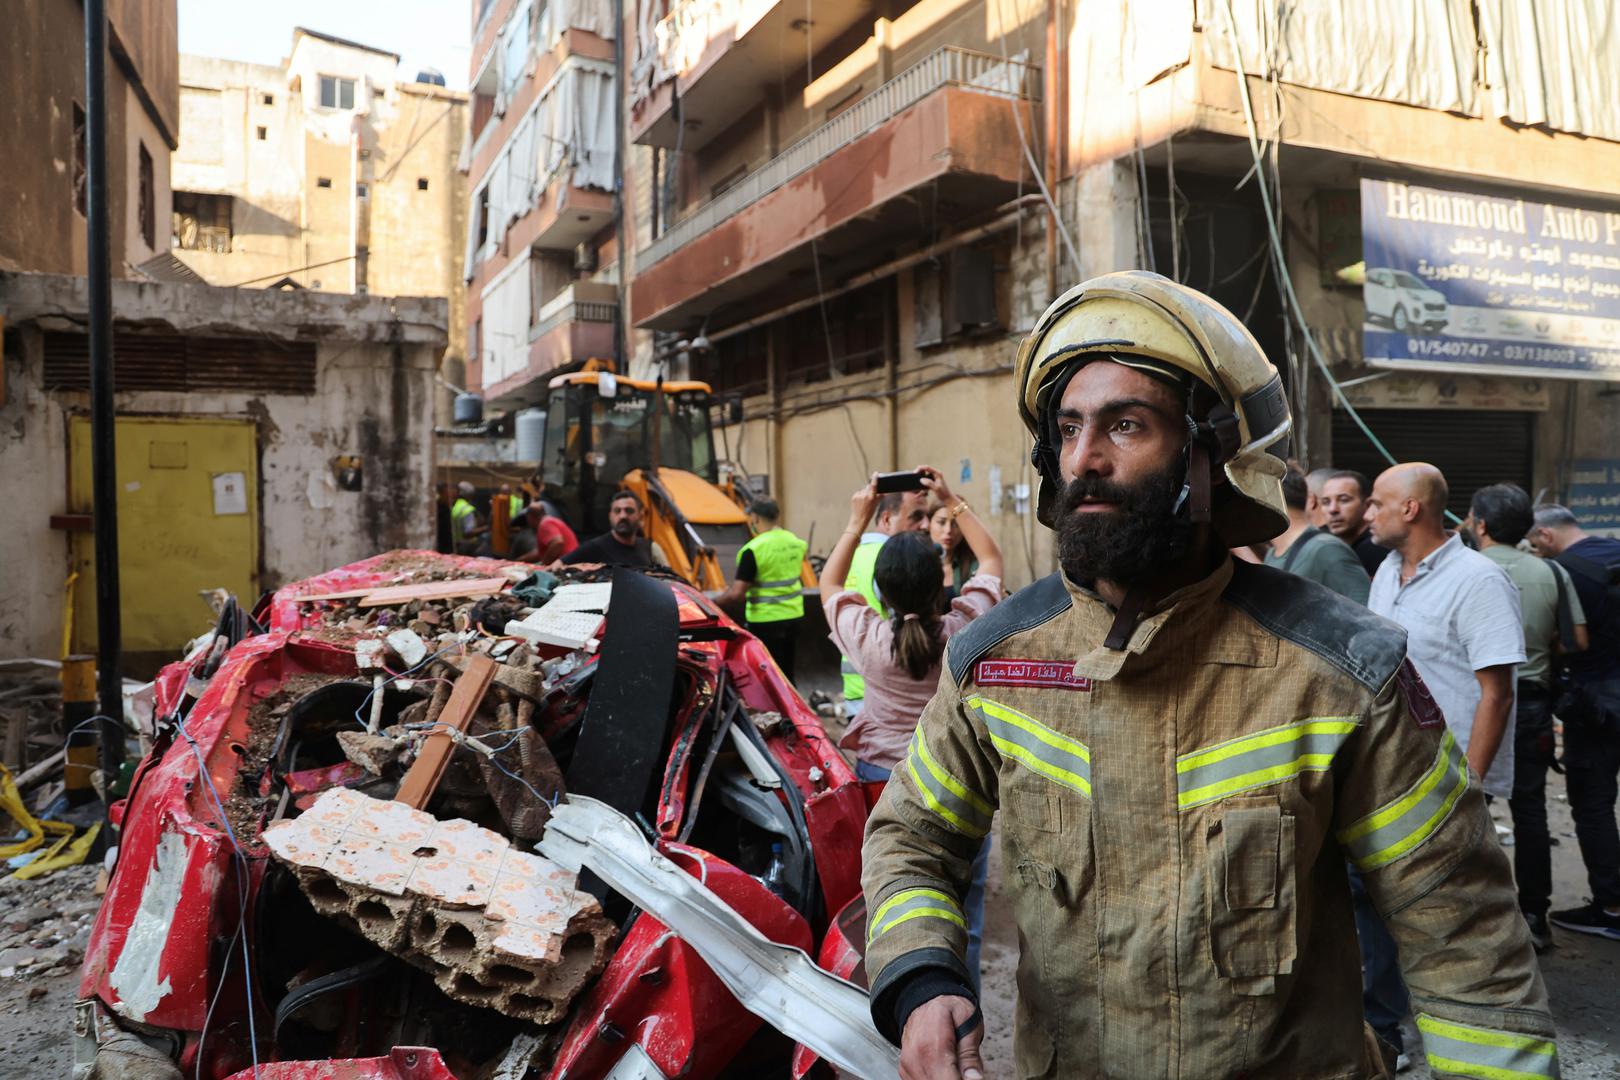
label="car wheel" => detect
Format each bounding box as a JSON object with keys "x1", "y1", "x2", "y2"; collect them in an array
[{"x1": 1393, "y1": 307, "x2": 1409, "y2": 332}]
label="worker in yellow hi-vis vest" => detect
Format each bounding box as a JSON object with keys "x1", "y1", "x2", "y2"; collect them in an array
[{"x1": 714, "y1": 499, "x2": 808, "y2": 681}]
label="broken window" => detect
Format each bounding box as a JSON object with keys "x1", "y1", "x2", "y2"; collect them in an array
[
  {"x1": 418, "y1": 177, "x2": 430, "y2": 191},
  {"x1": 72, "y1": 102, "x2": 86, "y2": 216},
  {"x1": 476, "y1": 186, "x2": 490, "y2": 249},
  {"x1": 317, "y1": 176, "x2": 333, "y2": 189},
  {"x1": 262, "y1": 91, "x2": 275, "y2": 105},
  {"x1": 256, "y1": 125, "x2": 268, "y2": 140},
  {"x1": 356, "y1": 182, "x2": 369, "y2": 198},
  {"x1": 171, "y1": 190, "x2": 233, "y2": 253},
  {"x1": 137, "y1": 142, "x2": 154, "y2": 249},
  {"x1": 319, "y1": 74, "x2": 356, "y2": 109}
]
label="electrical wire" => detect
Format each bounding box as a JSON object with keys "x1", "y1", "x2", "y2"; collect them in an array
[
  {"x1": 991, "y1": 0, "x2": 1080, "y2": 270},
  {"x1": 1214, "y1": 0, "x2": 1462, "y2": 521},
  {"x1": 351, "y1": 643, "x2": 467, "y2": 730},
  {"x1": 175, "y1": 711, "x2": 261, "y2": 1078}
]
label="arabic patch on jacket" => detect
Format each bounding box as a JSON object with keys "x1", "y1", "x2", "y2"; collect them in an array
[
  {"x1": 1396, "y1": 659, "x2": 1444, "y2": 730},
  {"x1": 974, "y1": 659, "x2": 1093, "y2": 691}
]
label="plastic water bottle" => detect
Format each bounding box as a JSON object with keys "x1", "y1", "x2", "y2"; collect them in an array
[{"x1": 761, "y1": 842, "x2": 786, "y2": 898}]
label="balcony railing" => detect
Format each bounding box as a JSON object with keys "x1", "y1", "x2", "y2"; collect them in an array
[
  {"x1": 637, "y1": 46, "x2": 1038, "y2": 270},
  {"x1": 529, "y1": 295, "x2": 618, "y2": 342}
]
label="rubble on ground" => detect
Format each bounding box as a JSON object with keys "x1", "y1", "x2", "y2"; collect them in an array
[{"x1": 0, "y1": 864, "x2": 100, "y2": 982}]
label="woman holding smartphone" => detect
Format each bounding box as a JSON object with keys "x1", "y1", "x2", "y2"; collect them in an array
[{"x1": 820, "y1": 466, "x2": 1003, "y2": 987}]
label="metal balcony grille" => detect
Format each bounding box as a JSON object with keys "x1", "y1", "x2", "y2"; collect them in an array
[
  {"x1": 638, "y1": 46, "x2": 1038, "y2": 269},
  {"x1": 529, "y1": 299, "x2": 619, "y2": 341}
]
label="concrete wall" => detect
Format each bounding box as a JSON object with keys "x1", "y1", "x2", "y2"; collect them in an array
[
  {"x1": 0, "y1": 272, "x2": 446, "y2": 660},
  {"x1": 0, "y1": 0, "x2": 177, "y2": 277}
]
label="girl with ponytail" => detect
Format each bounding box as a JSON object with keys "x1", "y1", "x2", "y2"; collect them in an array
[
  {"x1": 819, "y1": 468, "x2": 1003, "y2": 778},
  {"x1": 819, "y1": 467, "x2": 1004, "y2": 984}
]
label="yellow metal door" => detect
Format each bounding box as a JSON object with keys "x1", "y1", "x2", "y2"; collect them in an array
[{"x1": 69, "y1": 417, "x2": 259, "y2": 657}]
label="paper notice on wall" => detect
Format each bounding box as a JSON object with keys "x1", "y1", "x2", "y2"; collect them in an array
[
  {"x1": 307, "y1": 469, "x2": 336, "y2": 510},
  {"x1": 1012, "y1": 483, "x2": 1031, "y2": 516},
  {"x1": 988, "y1": 465, "x2": 1003, "y2": 515},
  {"x1": 212, "y1": 472, "x2": 248, "y2": 516}
]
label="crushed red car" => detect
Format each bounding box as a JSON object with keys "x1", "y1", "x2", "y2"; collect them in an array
[{"x1": 74, "y1": 552, "x2": 879, "y2": 1080}]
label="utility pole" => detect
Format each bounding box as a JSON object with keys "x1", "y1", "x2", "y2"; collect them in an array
[
  {"x1": 84, "y1": 0, "x2": 124, "y2": 814},
  {"x1": 612, "y1": 0, "x2": 628, "y2": 372}
]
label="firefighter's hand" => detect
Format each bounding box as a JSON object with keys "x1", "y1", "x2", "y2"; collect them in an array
[{"x1": 900, "y1": 995, "x2": 984, "y2": 1080}]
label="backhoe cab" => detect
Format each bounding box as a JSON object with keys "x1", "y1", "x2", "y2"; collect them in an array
[{"x1": 540, "y1": 371, "x2": 757, "y2": 589}]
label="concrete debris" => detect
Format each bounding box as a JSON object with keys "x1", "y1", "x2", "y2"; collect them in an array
[
  {"x1": 264, "y1": 788, "x2": 614, "y2": 1023},
  {"x1": 0, "y1": 863, "x2": 101, "y2": 981},
  {"x1": 385, "y1": 627, "x2": 430, "y2": 668},
  {"x1": 337, "y1": 730, "x2": 405, "y2": 775}
]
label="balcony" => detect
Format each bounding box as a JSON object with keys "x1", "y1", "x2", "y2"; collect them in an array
[
  {"x1": 630, "y1": 46, "x2": 1039, "y2": 330},
  {"x1": 484, "y1": 281, "x2": 618, "y2": 405},
  {"x1": 629, "y1": 0, "x2": 869, "y2": 150}
]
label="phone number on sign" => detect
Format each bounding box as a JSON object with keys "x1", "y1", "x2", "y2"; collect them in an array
[
  {"x1": 1404, "y1": 339, "x2": 1491, "y2": 358},
  {"x1": 1501, "y1": 345, "x2": 1578, "y2": 363}
]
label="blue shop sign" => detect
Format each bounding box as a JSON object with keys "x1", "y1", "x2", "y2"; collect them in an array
[
  {"x1": 1360, "y1": 178, "x2": 1620, "y2": 381},
  {"x1": 1566, "y1": 460, "x2": 1620, "y2": 531}
]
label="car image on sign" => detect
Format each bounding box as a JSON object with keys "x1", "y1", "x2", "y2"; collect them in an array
[{"x1": 1365, "y1": 267, "x2": 1450, "y2": 334}]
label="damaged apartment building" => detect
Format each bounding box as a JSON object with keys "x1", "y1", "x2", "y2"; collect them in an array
[
  {"x1": 169, "y1": 27, "x2": 471, "y2": 422},
  {"x1": 0, "y1": 7, "x2": 465, "y2": 668},
  {"x1": 532, "y1": 0, "x2": 1620, "y2": 588}
]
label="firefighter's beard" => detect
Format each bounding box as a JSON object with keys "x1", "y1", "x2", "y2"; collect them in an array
[{"x1": 1055, "y1": 462, "x2": 1194, "y2": 587}]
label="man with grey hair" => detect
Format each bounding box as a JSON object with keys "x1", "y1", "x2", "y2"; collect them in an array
[
  {"x1": 1529, "y1": 504, "x2": 1620, "y2": 941},
  {"x1": 1305, "y1": 467, "x2": 1337, "y2": 529}
]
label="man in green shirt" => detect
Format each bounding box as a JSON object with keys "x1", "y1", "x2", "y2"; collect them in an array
[
  {"x1": 1264, "y1": 466, "x2": 1369, "y2": 604},
  {"x1": 1468, "y1": 483, "x2": 1588, "y2": 949}
]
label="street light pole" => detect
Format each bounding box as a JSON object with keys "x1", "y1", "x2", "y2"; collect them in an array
[{"x1": 84, "y1": 0, "x2": 124, "y2": 805}]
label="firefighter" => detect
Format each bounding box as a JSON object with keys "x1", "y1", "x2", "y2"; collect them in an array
[{"x1": 861, "y1": 272, "x2": 1557, "y2": 1080}]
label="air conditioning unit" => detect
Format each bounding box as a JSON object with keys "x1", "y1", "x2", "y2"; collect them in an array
[{"x1": 573, "y1": 242, "x2": 598, "y2": 273}]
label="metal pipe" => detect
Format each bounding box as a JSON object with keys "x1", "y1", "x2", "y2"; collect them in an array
[
  {"x1": 84, "y1": 0, "x2": 123, "y2": 807},
  {"x1": 612, "y1": 0, "x2": 628, "y2": 370},
  {"x1": 708, "y1": 195, "x2": 1043, "y2": 345}
]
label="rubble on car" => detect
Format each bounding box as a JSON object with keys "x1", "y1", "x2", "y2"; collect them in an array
[{"x1": 73, "y1": 551, "x2": 876, "y2": 1080}]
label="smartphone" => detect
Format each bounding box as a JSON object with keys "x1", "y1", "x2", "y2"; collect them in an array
[{"x1": 874, "y1": 470, "x2": 926, "y2": 494}]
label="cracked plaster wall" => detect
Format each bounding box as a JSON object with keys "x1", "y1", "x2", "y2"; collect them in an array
[{"x1": 0, "y1": 271, "x2": 445, "y2": 659}]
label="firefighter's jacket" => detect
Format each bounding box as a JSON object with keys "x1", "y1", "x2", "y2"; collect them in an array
[{"x1": 862, "y1": 558, "x2": 1557, "y2": 1079}]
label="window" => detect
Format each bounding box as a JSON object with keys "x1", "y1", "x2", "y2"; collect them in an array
[
  {"x1": 72, "y1": 103, "x2": 86, "y2": 216},
  {"x1": 417, "y1": 177, "x2": 429, "y2": 191},
  {"x1": 356, "y1": 182, "x2": 369, "y2": 197},
  {"x1": 172, "y1": 191, "x2": 233, "y2": 252},
  {"x1": 138, "y1": 143, "x2": 154, "y2": 248},
  {"x1": 319, "y1": 75, "x2": 356, "y2": 110},
  {"x1": 255, "y1": 126, "x2": 267, "y2": 140},
  {"x1": 358, "y1": 148, "x2": 371, "y2": 159},
  {"x1": 261, "y1": 92, "x2": 275, "y2": 105},
  {"x1": 316, "y1": 176, "x2": 332, "y2": 189},
  {"x1": 476, "y1": 187, "x2": 490, "y2": 248}
]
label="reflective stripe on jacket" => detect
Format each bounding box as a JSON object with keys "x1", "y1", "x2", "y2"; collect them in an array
[
  {"x1": 739, "y1": 527, "x2": 808, "y2": 623},
  {"x1": 841, "y1": 538, "x2": 885, "y2": 700},
  {"x1": 861, "y1": 559, "x2": 1557, "y2": 1079}
]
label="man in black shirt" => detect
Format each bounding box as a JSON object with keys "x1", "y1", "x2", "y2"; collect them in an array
[
  {"x1": 1321, "y1": 469, "x2": 1390, "y2": 577},
  {"x1": 1530, "y1": 503, "x2": 1620, "y2": 941},
  {"x1": 560, "y1": 490, "x2": 661, "y2": 567}
]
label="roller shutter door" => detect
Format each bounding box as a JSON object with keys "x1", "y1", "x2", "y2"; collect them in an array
[{"x1": 1330, "y1": 409, "x2": 1535, "y2": 520}]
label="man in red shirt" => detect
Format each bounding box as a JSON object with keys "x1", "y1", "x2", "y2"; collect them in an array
[{"x1": 513, "y1": 502, "x2": 578, "y2": 563}]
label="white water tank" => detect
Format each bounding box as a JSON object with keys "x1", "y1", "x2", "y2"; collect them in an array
[{"x1": 515, "y1": 408, "x2": 548, "y2": 463}]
